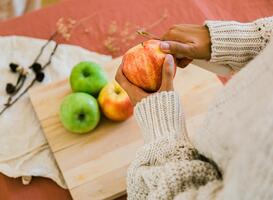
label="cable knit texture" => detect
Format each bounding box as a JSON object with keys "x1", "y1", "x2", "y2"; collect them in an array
[
  {"x1": 176, "y1": 36, "x2": 273, "y2": 200},
  {"x1": 134, "y1": 91, "x2": 185, "y2": 143},
  {"x1": 128, "y1": 92, "x2": 220, "y2": 200},
  {"x1": 205, "y1": 16, "x2": 273, "y2": 70},
  {"x1": 127, "y1": 17, "x2": 273, "y2": 200}
]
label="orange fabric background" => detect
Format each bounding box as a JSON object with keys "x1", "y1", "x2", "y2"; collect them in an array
[
  {"x1": 0, "y1": 0, "x2": 272, "y2": 57},
  {"x1": 0, "y1": 0, "x2": 272, "y2": 199}
]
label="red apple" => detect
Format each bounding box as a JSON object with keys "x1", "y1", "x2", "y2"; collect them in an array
[
  {"x1": 98, "y1": 81, "x2": 133, "y2": 121},
  {"x1": 122, "y1": 40, "x2": 171, "y2": 92}
]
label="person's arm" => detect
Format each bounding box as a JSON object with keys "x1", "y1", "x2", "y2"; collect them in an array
[
  {"x1": 116, "y1": 55, "x2": 220, "y2": 200},
  {"x1": 128, "y1": 92, "x2": 220, "y2": 200},
  {"x1": 160, "y1": 16, "x2": 273, "y2": 71},
  {"x1": 205, "y1": 16, "x2": 273, "y2": 70}
]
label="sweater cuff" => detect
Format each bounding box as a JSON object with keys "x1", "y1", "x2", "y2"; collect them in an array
[
  {"x1": 205, "y1": 17, "x2": 273, "y2": 70},
  {"x1": 134, "y1": 91, "x2": 186, "y2": 144}
]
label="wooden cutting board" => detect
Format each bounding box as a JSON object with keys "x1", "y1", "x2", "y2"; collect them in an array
[{"x1": 29, "y1": 57, "x2": 223, "y2": 200}]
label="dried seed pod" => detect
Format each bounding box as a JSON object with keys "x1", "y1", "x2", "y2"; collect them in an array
[
  {"x1": 36, "y1": 72, "x2": 45, "y2": 82},
  {"x1": 9, "y1": 63, "x2": 19, "y2": 73},
  {"x1": 31, "y1": 62, "x2": 42, "y2": 73},
  {"x1": 6, "y1": 83, "x2": 16, "y2": 94}
]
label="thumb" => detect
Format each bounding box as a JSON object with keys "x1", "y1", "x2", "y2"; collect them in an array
[
  {"x1": 160, "y1": 41, "x2": 194, "y2": 59},
  {"x1": 159, "y1": 54, "x2": 175, "y2": 91}
]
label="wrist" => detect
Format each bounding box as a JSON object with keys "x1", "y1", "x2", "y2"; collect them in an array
[
  {"x1": 204, "y1": 19, "x2": 272, "y2": 69},
  {"x1": 203, "y1": 25, "x2": 212, "y2": 60},
  {"x1": 134, "y1": 91, "x2": 186, "y2": 143}
]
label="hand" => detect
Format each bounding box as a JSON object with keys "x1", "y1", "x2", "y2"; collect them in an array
[
  {"x1": 160, "y1": 24, "x2": 211, "y2": 68},
  {"x1": 115, "y1": 54, "x2": 175, "y2": 105}
]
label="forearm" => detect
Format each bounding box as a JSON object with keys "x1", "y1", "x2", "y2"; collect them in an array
[
  {"x1": 134, "y1": 91, "x2": 187, "y2": 143},
  {"x1": 205, "y1": 16, "x2": 273, "y2": 70},
  {"x1": 128, "y1": 91, "x2": 220, "y2": 200}
]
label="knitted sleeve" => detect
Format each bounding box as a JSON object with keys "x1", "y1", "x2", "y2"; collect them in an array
[
  {"x1": 127, "y1": 91, "x2": 220, "y2": 200},
  {"x1": 205, "y1": 16, "x2": 273, "y2": 71}
]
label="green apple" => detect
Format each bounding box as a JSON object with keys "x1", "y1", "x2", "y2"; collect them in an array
[
  {"x1": 59, "y1": 93, "x2": 100, "y2": 134},
  {"x1": 70, "y1": 61, "x2": 108, "y2": 96}
]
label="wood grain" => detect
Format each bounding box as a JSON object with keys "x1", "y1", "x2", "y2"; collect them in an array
[{"x1": 29, "y1": 57, "x2": 223, "y2": 200}]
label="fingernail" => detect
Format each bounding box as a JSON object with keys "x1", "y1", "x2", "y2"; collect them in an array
[
  {"x1": 165, "y1": 54, "x2": 174, "y2": 73},
  {"x1": 160, "y1": 42, "x2": 170, "y2": 50}
]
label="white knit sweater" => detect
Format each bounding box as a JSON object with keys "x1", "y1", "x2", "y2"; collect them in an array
[{"x1": 127, "y1": 16, "x2": 273, "y2": 200}]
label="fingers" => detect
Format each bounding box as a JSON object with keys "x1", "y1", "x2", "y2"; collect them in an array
[
  {"x1": 116, "y1": 56, "x2": 175, "y2": 104},
  {"x1": 115, "y1": 65, "x2": 132, "y2": 91},
  {"x1": 115, "y1": 64, "x2": 148, "y2": 105},
  {"x1": 115, "y1": 65, "x2": 141, "y2": 94},
  {"x1": 176, "y1": 57, "x2": 193, "y2": 68},
  {"x1": 161, "y1": 25, "x2": 187, "y2": 42},
  {"x1": 160, "y1": 41, "x2": 195, "y2": 59},
  {"x1": 159, "y1": 54, "x2": 175, "y2": 91}
]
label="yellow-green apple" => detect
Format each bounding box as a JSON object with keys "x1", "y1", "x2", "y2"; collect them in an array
[
  {"x1": 59, "y1": 92, "x2": 100, "y2": 134},
  {"x1": 70, "y1": 61, "x2": 108, "y2": 96},
  {"x1": 98, "y1": 81, "x2": 133, "y2": 121},
  {"x1": 122, "y1": 39, "x2": 174, "y2": 92}
]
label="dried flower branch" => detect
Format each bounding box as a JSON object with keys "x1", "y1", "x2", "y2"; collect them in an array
[
  {"x1": 1, "y1": 9, "x2": 168, "y2": 116},
  {"x1": 103, "y1": 36, "x2": 120, "y2": 53},
  {"x1": 0, "y1": 11, "x2": 98, "y2": 116},
  {"x1": 56, "y1": 18, "x2": 76, "y2": 41},
  {"x1": 0, "y1": 12, "x2": 101, "y2": 116},
  {"x1": 108, "y1": 21, "x2": 118, "y2": 35},
  {"x1": 33, "y1": 31, "x2": 58, "y2": 63},
  {"x1": 0, "y1": 28, "x2": 60, "y2": 116},
  {"x1": 103, "y1": 9, "x2": 168, "y2": 54},
  {"x1": 0, "y1": 43, "x2": 59, "y2": 116}
]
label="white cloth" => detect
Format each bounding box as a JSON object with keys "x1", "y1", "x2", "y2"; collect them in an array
[{"x1": 0, "y1": 36, "x2": 112, "y2": 188}]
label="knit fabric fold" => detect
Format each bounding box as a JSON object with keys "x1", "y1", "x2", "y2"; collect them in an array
[{"x1": 128, "y1": 92, "x2": 220, "y2": 200}]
